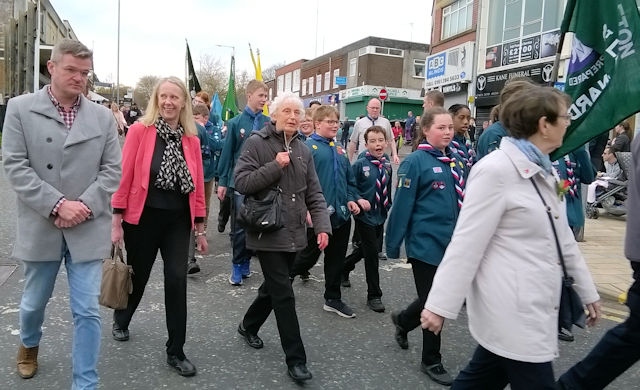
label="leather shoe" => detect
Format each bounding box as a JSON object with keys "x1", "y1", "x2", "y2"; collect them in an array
[
  {"x1": 367, "y1": 298, "x2": 386, "y2": 313},
  {"x1": 391, "y1": 311, "x2": 408, "y2": 349},
  {"x1": 238, "y1": 322, "x2": 263, "y2": 349},
  {"x1": 112, "y1": 323, "x2": 129, "y2": 342},
  {"x1": 17, "y1": 345, "x2": 38, "y2": 379},
  {"x1": 288, "y1": 363, "x2": 312, "y2": 382},
  {"x1": 167, "y1": 354, "x2": 197, "y2": 377}
]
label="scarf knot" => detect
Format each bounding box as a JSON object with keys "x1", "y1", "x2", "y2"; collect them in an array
[
  {"x1": 365, "y1": 152, "x2": 390, "y2": 210},
  {"x1": 417, "y1": 143, "x2": 465, "y2": 208},
  {"x1": 243, "y1": 107, "x2": 265, "y2": 130},
  {"x1": 154, "y1": 117, "x2": 195, "y2": 194}
]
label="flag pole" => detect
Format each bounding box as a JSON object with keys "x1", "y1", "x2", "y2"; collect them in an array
[{"x1": 549, "y1": 32, "x2": 566, "y2": 86}]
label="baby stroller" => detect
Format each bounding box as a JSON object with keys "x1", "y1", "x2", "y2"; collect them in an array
[{"x1": 586, "y1": 152, "x2": 632, "y2": 219}]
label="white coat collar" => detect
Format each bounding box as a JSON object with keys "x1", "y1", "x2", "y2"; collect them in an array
[{"x1": 499, "y1": 137, "x2": 561, "y2": 185}]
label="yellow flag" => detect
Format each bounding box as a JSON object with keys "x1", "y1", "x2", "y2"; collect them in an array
[{"x1": 249, "y1": 43, "x2": 268, "y2": 115}]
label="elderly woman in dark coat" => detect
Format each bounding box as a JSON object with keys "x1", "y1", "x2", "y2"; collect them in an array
[{"x1": 233, "y1": 91, "x2": 331, "y2": 383}]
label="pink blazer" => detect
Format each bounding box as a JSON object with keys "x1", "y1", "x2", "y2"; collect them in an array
[{"x1": 111, "y1": 122, "x2": 206, "y2": 227}]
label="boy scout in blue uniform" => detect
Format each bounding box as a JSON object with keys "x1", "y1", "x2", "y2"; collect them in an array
[
  {"x1": 290, "y1": 105, "x2": 364, "y2": 318},
  {"x1": 343, "y1": 126, "x2": 392, "y2": 313}
]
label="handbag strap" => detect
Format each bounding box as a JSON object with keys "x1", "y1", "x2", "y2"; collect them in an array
[
  {"x1": 110, "y1": 244, "x2": 126, "y2": 264},
  {"x1": 529, "y1": 178, "x2": 571, "y2": 282}
]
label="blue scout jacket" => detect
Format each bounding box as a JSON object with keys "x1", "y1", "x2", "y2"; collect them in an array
[
  {"x1": 305, "y1": 136, "x2": 358, "y2": 229},
  {"x1": 218, "y1": 111, "x2": 270, "y2": 188},
  {"x1": 385, "y1": 147, "x2": 466, "y2": 266},
  {"x1": 351, "y1": 153, "x2": 392, "y2": 226},
  {"x1": 197, "y1": 121, "x2": 223, "y2": 182},
  {"x1": 553, "y1": 148, "x2": 595, "y2": 229}
]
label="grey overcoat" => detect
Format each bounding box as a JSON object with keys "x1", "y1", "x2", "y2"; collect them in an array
[{"x1": 2, "y1": 86, "x2": 122, "y2": 262}]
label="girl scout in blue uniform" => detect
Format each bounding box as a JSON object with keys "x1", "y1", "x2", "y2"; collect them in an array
[{"x1": 386, "y1": 106, "x2": 467, "y2": 387}]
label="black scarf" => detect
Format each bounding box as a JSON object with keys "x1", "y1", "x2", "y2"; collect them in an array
[{"x1": 154, "y1": 117, "x2": 195, "y2": 194}]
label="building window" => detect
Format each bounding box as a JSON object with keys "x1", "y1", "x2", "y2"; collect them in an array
[
  {"x1": 316, "y1": 75, "x2": 322, "y2": 94},
  {"x1": 324, "y1": 71, "x2": 330, "y2": 91},
  {"x1": 333, "y1": 69, "x2": 340, "y2": 88},
  {"x1": 349, "y1": 58, "x2": 357, "y2": 77},
  {"x1": 361, "y1": 46, "x2": 404, "y2": 58},
  {"x1": 488, "y1": 0, "x2": 562, "y2": 46},
  {"x1": 413, "y1": 59, "x2": 425, "y2": 78},
  {"x1": 292, "y1": 69, "x2": 300, "y2": 92},
  {"x1": 302, "y1": 79, "x2": 307, "y2": 96},
  {"x1": 277, "y1": 75, "x2": 284, "y2": 93},
  {"x1": 442, "y1": 0, "x2": 474, "y2": 40},
  {"x1": 285, "y1": 72, "x2": 292, "y2": 92},
  {"x1": 308, "y1": 76, "x2": 314, "y2": 95}
]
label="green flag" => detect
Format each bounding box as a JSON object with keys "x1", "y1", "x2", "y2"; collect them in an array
[
  {"x1": 551, "y1": 0, "x2": 640, "y2": 159},
  {"x1": 186, "y1": 41, "x2": 201, "y2": 97},
  {"x1": 221, "y1": 56, "x2": 239, "y2": 122}
]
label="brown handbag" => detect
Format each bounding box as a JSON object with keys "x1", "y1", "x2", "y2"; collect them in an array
[{"x1": 99, "y1": 244, "x2": 133, "y2": 310}]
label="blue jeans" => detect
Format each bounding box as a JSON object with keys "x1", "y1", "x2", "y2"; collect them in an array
[
  {"x1": 557, "y1": 262, "x2": 640, "y2": 389},
  {"x1": 19, "y1": 242, "x2": 102, "y2": 390},
  {"x1": 230, "y1": 190, "x2": 253, "y2": 265}
]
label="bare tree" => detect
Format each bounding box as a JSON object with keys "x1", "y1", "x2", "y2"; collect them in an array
[
  {"x1": 196, "y1": 54, "x2": 227, "y2": 97},
  {"x1": 134, "y1": 75, "x2": 160, "y2": 108},
  {"x1": 261, "y1": 62, "x2": 285, "y2": 82}
]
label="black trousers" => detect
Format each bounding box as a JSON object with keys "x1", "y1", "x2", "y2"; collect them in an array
[
  {"x1": 242, "y1": 251, "x2": 306, "y2": 367},
  {"x1": 452, "y1": 345, "x2": 556, "y2": 389},
  {"x1": 396, "y1": 259, "x2": 441, "y2": 365},
  {"x1": 343, "y1": 220, "x2": 383, "y2": 299},
  {"x1": 114, "y1": 207, "x2": 191, "y2": 358},
  {"x1": 291, "y1": 220, "x2": 351, "y2": 301}
]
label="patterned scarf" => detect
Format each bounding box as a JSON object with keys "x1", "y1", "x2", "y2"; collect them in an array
[
  {"x1": 243, "y1": 107, "x2": 265, "y2": 130},
  {"x1": 310, "y1": 133, "x2": 340, "y2": 186},
  {"x1": 451, "y1": 138, "x2": 474, "y2": 168},
  {"x1": 417, "y1": 142, "x2": 465, "y2": 208},
  {"x1": 154, "y1": 117, "x2": 195, "y2": 194},
  {"x1": 365, "y1": 152, "x2": 390, "y2": 210},
  {"x1": 563, "y1": 155, "x2": 578, "y2": 198}
]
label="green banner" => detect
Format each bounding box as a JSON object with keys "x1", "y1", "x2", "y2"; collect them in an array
[
  {"x1": 221, "y1": 56, "x2": 239, "y2": 122},
  {"x1": 552, "y1": 0, "x2": 640, "y2": 159}
]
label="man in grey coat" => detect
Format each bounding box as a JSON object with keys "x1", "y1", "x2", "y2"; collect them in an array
[
  {"x1": 558, "y1": 134, "x2": 640, "y2": 389},
  {"x1": 2, "y1": 39, "x2": 121, "y2": 388}
]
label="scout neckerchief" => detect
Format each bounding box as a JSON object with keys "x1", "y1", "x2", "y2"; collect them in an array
[
  {"x1": 417, "y1": 142, "x2": 465, "y2": 208},
  {"x1": 243, "y1": 107, "x2": 264, "y2": 130},
  {"x1": 365, "y1": 152, "x2": 390, "y2": 210},
  {"x1": 310, "y1": 133, "x2": 339, "y2": 186},
  {"x1": 563, "y1": 155, "x2": 578, "y2": 198}
]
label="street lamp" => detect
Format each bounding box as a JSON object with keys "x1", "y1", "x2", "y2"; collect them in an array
[{"x1": 116, "y1": 0, "x2": 121, "y2": 103}]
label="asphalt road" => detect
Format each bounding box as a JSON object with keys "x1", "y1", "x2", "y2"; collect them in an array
[{"x1": 0, "y1": 163, "x2": 638, "y2": 389}]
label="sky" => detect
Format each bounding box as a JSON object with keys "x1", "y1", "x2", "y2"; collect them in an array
[{"x1": 49, "y1": 0, "x2": 432, "y2": 88}]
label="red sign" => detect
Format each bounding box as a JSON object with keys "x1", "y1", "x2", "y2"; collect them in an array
[{"x1": 379, "y1": 89, "x2": 388, "y2": 101}]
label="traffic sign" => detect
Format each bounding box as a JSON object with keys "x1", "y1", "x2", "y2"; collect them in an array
[{"x1": 379, "y1": 89, "x2": 388, "y2": 101}]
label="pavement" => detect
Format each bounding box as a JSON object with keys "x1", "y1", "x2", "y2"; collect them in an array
[{"x1": 0, "y1": 145, "x2": 637, "y2": 389}]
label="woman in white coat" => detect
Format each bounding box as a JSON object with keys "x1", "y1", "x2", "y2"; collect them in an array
[{"x1": 420, "y1": 86, "x2": 601, "y2": 389}]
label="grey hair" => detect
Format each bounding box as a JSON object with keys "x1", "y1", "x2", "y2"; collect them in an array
[
  {"x1": 50, "y1": 39, "x2": 93, "y2": 62},
  {"x1": 270, "y1": 91, "x2": 304, "y2": 119}
]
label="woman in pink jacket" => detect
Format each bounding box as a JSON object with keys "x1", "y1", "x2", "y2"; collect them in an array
[{"x1": 110, "y1": 76, "x2": 207, "y2": 377}]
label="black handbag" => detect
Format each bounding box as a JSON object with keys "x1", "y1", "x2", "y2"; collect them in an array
[
  {"x1": 238, "y1": 186, "x2": 283, "y2": 233},
  {"x1": 531, "y1": 179, "x2": 587, "y2": 328}
]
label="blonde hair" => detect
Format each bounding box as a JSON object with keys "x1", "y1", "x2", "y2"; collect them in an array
[{"x1": 141, "y1": 76, "x2": 196, "y2": 136}]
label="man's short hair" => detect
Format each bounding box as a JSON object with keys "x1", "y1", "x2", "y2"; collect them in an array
[
  {"x1": 425, "y1": 90, "x2": 445, "y2": 107},
  {"x1": 50, "y1": 39, "x2": 92, "y2": 62}
]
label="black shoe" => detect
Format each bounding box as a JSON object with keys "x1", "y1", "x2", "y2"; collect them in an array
[
  {"x1": 558, "y1": 327, "x2": 575, "y2": 342},
  {"x1": 217, "y1": 221, "x2": 226, "y2": 233},
  {"x1": 390, "y1": 311, "x2": 408, "y2": 349},
  {"x1": 187, "y1": 259, "x2": 200, "y2": 275},
  {"x1": 167, "y1": 354, "x2": 197, "y2": 377},
  {"x1": 341, "y1": 274, "x2": 351, "y2": 288},
  {"x1": 367, "y1": 298, "x2": 386, "y2": 313},
  {"x1": 378, "y1": 252, "x2": 387, "y2": 261},
  {"x1": 288, "y1": 363, "x2": 312, "y2": 382},
  {"x1": 421, "y1": 362, "x2": 453, "y2": 386},
  {"x1": 238, "y1": 322, "x2": 264, "y2": 349},
  {"x1": 112, "y1": 323, "x2": 129, "y2": 341},
  {"x1": 300, "y1": 271, "x2": 310, "y2": 281}
]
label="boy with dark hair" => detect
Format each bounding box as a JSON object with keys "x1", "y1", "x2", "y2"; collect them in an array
[{"x1": 343, "y1": 126, "x2": 392, "y2": 313}]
